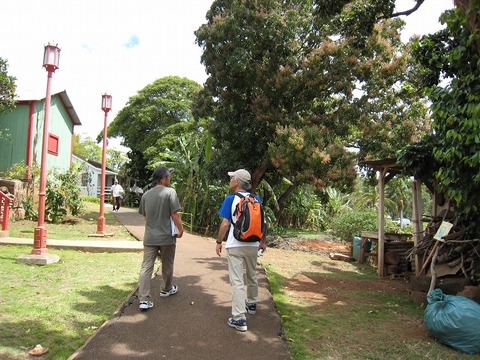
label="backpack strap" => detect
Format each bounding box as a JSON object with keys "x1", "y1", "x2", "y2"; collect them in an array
[
  {"x1": 230, "y1": 192, "x2": 247, "y2": 225},
  {"x1": 233, "y1": 192, "x2": 246, "y2": 199}
]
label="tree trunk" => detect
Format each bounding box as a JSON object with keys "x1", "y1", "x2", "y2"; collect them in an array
[
  {"x1": 250, "y1": 166, "x2": 268, "y2": 194},
  {"x1": 274, "y1": 183, "x2": 297, "y2": 223}
]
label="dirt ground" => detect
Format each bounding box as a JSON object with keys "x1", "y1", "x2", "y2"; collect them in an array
[
  {"x1": 263, "y1": 236, "x2": 432, "y2": 345},
  {"x1": 265, "y1": 236, "x2": 432, "y2": 303}
]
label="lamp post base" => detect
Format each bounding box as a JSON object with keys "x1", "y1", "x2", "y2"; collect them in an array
[
  {"x1": 33, "y1": 227, "x2": 48, "y2": 255},
  {"x1": 96, "y1": 216, "x2": 106, "y2": 235},
  {"x1": 17, "y1": 253, "x2": 60, "y2": 265}
]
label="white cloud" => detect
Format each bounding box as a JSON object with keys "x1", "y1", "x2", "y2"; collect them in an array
[{"x1": 0, "y1": 0, "x2": 454, "y2": 148}]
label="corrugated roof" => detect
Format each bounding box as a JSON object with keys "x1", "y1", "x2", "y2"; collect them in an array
[
  {"x1": 16, "y1": 89, "x2": 81, "y2": 126},
  {"x1": 72, "y1": 154, "x2": 118, "y2": 175}
]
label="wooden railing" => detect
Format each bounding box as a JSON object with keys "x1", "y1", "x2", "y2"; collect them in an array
[
  {"x1": 0, "y1": 191, "x2": 12, "y2": 231},
  {"x1": 96, "y1": 187, "x2": 112, "y2": 202}
]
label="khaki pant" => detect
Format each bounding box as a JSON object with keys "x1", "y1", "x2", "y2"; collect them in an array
[
  {"x1": 138, "y1": 245, "x2": 176, "y2": 301},
  {"x1": 227, "y1": 246, "x2": 258, "y2": 320}
]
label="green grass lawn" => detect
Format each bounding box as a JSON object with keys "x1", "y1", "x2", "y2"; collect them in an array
[
  {"x1": 0, "y1": 245, "x2": 142, "y2": 360},
  {"x1": 7, "y1": 201, "x2": 136, "y2": 241}
]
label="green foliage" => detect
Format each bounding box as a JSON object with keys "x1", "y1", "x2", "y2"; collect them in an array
[
  {"x1": 384, "y1": 176, "x2": 413, "y2": 219},
  {"x1": 81, "y1": 195, "x2": 100, "y2": 204},
  {"x1": 330, "y1": 208, "x2": 378, "y2": 241},
  {"x1": 324, "y1": 186, "x2": 351, "y2": 218},
  {"x1": 106, "y1": 148, "x2": 128, "y2": 172},
  {"x1": 256, "y1": 178, "x2": 279, "y2": 227},
  {"x1": 410, "y1": 5, "x2": 480, "y2": 236},
  {"x1": 22, "y1": 197, "x2": 37, "y2": 221},
  {"x1": 122, "y1": 190, "x2": 140, "y2": 208},
  {"x1": 276, "y1": 184, "x2": 327, "y2": 231},
  {"x1": 1, "y1": 163, "x2": 40, "y2": 213},
  {"x1": 72, "y1": 134, "x2": 102, "y2": 162},
  {"x1": 155, "y1": 133, "x2": 226, "y2": 236},
  {"x1": 45, "y1": 167, "x2": 84, "y2": 223},
  {"x1": 349, "y1": 178, "x2": 397, "y2": 216},
  {"x1": 313, "y1": 0, "x2": 396, "y2": 47},
  {"x1": 1, "y1": 161, "x2": 39, "y2": 182},
  {"x1": 269, "y1": 225, "x2": 287, "y2": 236},
  {"x1": 73, "y1": 135, "x2": 127, "y2": 172},
  {"x1": 195, "y1": 0, "x2": 428, "y2": 201},
  {"x1": 107, "y1": 76, "x2": 203, "y2": 187},
  {"x1": 397, "y1": 134, "x2": 437, "y2": 185},
  {"x1": 0, "y1": 57, "x2": 16, "y2": 115},
  {"x1": 45, "y1": 185, "x2": 67, "y2": 223},
  {"x1": 58, "y1": 166, "x2": 84, "y2": 216}
]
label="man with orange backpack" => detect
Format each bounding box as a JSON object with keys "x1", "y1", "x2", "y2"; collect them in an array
[{"x1": 216, "y1": 169, "x2": 267, "y2": 332}]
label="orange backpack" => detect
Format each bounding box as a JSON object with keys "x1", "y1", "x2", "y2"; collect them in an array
[{"x1": 232, "y1": 192, "x2": 266, "y2": 242}]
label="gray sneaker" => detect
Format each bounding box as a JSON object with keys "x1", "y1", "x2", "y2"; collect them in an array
[{"x1": 139, "y1": 301, "x2": 153, "y2": 311}]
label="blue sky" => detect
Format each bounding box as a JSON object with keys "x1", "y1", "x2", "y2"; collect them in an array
[{"x1": 0, "y1": 0, "x2": 453, "y2": 149}]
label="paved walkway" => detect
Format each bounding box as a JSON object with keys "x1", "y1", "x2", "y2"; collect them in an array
[{"x1": 1, "y1": 208, "x2": 290, "y2": 360}]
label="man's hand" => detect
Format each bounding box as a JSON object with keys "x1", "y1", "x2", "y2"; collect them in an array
[
  {"x1": 259, "y1": 241, "x2": 267, "y2": 252},
  {"x1": 216, "y1": 242, "x2": 222, "y2": 256},
  {"x1": 216, "y1": 218, "x2": 230, "y2": 256}
]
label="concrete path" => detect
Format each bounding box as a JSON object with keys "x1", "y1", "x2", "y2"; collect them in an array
[{"x1": 1, "y1": 208, "x2": 290, "y2": 359}]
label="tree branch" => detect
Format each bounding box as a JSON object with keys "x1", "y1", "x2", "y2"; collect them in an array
[{"x1": 388, "y1": 0, "x2": 425, "y2": 18}]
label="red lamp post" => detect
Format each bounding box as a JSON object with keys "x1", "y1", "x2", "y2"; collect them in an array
[
  {"x1": 32, "y1": 43, "x2": 60, "y2": 255},
  {"x1": 96, "y1": 94, "x2": 112, "y2": 235}
]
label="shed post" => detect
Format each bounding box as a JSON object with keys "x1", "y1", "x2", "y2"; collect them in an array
[
  {"x1": 412, "y1": 179, "x2": 423, "y2": 275},
  {"x1": 377, "y1": 168, "x2": 386, "y2": 277}
]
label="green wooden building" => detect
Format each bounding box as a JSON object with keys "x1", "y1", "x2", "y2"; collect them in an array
[{"x1": 0, "y1": 90, "x2": 81, "y2": 175}]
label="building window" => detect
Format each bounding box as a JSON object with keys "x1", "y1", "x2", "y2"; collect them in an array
[
  {"x1": 48, "y1": 133, "x2": 59, "y2": 156},
  {"x1": 81, "y1": 171, "x2": 91, "y2": 187}
]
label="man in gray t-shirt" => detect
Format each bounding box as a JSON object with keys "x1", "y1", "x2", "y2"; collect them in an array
[{"x1": 137, "y1": 167, "x2": 184, "y2": 311}]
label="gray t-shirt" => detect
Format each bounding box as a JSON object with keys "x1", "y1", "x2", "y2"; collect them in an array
[{"x1": 138, "y1": 186, "x2": 181, "y2": 246}]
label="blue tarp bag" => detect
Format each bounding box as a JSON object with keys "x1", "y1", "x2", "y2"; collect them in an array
[{"x1": 424, "y1": 288, "x2": 480, "y2": 354}]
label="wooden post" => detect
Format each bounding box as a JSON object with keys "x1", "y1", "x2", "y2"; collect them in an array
[
  {"x1": 412, "y1": 179, "x2": 423, "y2": 276},
  {"x1": 377, "y1": 168, "x2": 386, "y2": 277}
]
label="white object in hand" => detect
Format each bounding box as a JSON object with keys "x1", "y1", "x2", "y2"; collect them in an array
[{"x1": 170, "y1": 218, "x2": 179, "y2": 236}]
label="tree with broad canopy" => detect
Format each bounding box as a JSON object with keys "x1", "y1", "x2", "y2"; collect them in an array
[{"x1": 194, "y1": 0, "x2": 430, "y2": 204}]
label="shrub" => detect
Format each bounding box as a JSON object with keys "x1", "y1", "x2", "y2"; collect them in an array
[
  {"x1": 22, "y1": 197, "x2": 37, "y2": 221},
  {"x1": 330, "y1": 209, "x2": 378, "y2": 242},
  {"x1": 45, "y1": 167, "x2": 84, "y2": 223},
  {"x1": 82, "y1": 196, "x2": 100, "y2": 204}
]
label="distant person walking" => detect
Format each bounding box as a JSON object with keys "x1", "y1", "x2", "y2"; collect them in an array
[
  {"x1": 216, "y1": 169, "x2": 267, "y2": 332},
  {"x1": 137, "y1": 167, "x2": 184, "y2": 311},
  {"x1": 111, "y1": 179, "x2": 124, "y2": 212}
]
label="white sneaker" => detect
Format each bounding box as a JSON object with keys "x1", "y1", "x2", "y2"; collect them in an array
[
  {"x1": 160, "y1": 285, "x2": 178, "y2": 297},
  {"x1": 139, "y1": 301, "x2": 153, "y2": 310}
]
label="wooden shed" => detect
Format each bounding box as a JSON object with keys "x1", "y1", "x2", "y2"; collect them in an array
[{"x1": 359, "y1": 158, "x2": 424, "y2": 277}]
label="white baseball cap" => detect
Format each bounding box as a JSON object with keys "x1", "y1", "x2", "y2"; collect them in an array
[{"x1": 227, "y1": 169, "x2": 251, "y2": 183}]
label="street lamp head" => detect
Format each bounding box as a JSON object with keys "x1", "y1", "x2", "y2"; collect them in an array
[
  {"x1": 43, "y1": 43, "x2": 60, "y2": 72},
  {"x1": 101, "y1": 93, "x2": 112, "y2": 112}
]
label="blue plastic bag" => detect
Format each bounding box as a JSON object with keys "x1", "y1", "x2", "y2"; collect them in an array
[{"x1": 424, "y1": 288, "x2": 480, "y2": 354}]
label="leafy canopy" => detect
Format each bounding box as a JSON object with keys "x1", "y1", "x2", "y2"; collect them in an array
[
  {"x1": 0, "y1": 57, "x2": 17, "y2": 140},
  {"x1": 401, "y1": 4, "x2": 480, "y2": 236},
  {"x1": 195, "y1": 0, "x2": 429, "y2": 193},
  {"x1": 106, "y1": 76, "x2": 203, "y2": 186},
  {"x1": 0, "y1": 57, "x2": 16, "y2": 114}
]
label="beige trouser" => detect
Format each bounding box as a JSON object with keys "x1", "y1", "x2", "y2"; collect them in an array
[
  {"x1": 138, "y1": 244, "x2": 176, "y2": 301},
  {"x1": 227, "y1": 246, "x2": 258, "y2": 320}
]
